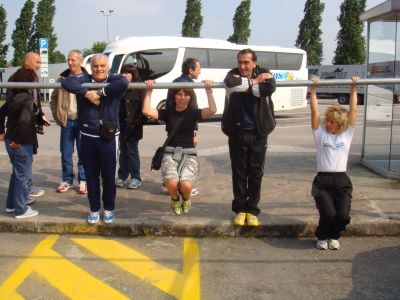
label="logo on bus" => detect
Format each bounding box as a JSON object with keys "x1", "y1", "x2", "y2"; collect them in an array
[{"x1": 272, "y1": 72, "x2": 297, "y2": 81}]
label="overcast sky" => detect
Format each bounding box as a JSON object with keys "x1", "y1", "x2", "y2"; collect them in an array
[{"x1": 1, "y1": 0, "x2": 384, "y2": 64}]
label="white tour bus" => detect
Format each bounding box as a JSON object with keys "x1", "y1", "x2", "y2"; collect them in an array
[{"x1": 84, "y1": 36, "x2": 308, "y2": 115}]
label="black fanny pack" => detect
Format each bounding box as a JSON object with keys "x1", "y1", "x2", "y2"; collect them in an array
[{"x1": 99, "y1": 120, "x2": 117, "y2": 140}]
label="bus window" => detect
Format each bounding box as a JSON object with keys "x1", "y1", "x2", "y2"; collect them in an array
[
  {"x1": 124, "y1": 54, "x2": 137, "y2": 65},
  {"x1": 184, "y1": 48, "x2": 209, "y2": 67},
  {"x1": 126, "y1": 49, "x2": 178, "y2": 80},
  {"x1": 208, "y1": 49, "x2": 237, "y2": 69},
  {"x1": 257, "y1": 52, "x2": 277, "y2": 69},
  {"x1": 276, "y1": 53, "x2": 303, "y2": 70},
  {"x1": 110, "y1": 54, "x2": 124, "y2": 74}
]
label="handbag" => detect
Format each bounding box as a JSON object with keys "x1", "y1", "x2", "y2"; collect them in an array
[
  {"x1": 151, "y1": 147, "x2": 165, "y2": 170},
  {"x1": 151, "y1": 110, "x2": 188, "y2": 170}
]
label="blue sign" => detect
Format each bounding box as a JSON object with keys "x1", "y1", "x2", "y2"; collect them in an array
[{"x1": 39, "y1": 38, "x2": 48, "y2": 49}]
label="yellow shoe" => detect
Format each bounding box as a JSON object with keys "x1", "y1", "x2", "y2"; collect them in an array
[
  {"x1": 246, "y1": 213, "x2": 260, "y2": 227},
  {"x1": 170, "y1": 199, "x2": 182, "y2": 215},
  {"x1": 182, "y1": 199, "x2": 192, "y2": 214},
  {"x1": 234, "y1": 212, "x2": 246, "y2": 226}
]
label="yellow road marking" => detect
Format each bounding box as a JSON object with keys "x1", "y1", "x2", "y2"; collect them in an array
[
  {"x1": 72, "y1": 237, "x2": 201, "y2": 300},
  {"x1": 0, "y1": 235, "x2": 129, "y2": 300}
]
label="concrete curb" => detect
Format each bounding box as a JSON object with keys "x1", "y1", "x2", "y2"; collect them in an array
[{"x1": 1, "y1": 219, "x2": 399, "y2": 238}]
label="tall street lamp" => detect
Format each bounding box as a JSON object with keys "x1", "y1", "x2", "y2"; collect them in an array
[{"x1": 100, "y1": 9, "x2": 114, "y2": 43}]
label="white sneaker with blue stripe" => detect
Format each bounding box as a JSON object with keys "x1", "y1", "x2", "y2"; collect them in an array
[
  {"x1": 103, "y1": 210, "x2": 115, "y2": 223},
  {"x1": 87, "y1": 211, "x2": 100, "y2": 224}
]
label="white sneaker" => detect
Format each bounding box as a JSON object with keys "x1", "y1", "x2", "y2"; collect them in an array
[
  {"x1": 15, "y1": 206, "x2": 38, "y2": 219},
  {"x1": 316, "y1": 239, "x2": 328, "y2": 250},
  {"x1": 115, "y1": 178, "x2": 125, "y2": 187},
  {"x1": 128, "y1": 178, "x2": 141, "y2": 189},
  {"x1": 29, "y1": 189, "x2": 45, "y2": 197},
  {"x1": 191, "y1": 188, "x2": 199, "y2": 196},
  {"x1": 26, "y1": 196, "x2": 35, "y2": 205},
  {"x1": 328, "y1": 239, "x2": 340, "y2": 250},
  {"x1": 57, "y1": 182, "x2": 72, "y2": 193},
  {"x1": 78, "y1": 181, "x2": 87, "y2": 194},
  {"x1": 87, "y1": 211, "x2": 100, "y2": 224},
  {"x1": 103, "y1": 210, "x2": 115, "y2": 223}
]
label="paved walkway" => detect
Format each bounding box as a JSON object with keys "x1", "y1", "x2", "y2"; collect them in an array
[{"x1": 0, "y1": 142, "x2": 399, "y2": 237}]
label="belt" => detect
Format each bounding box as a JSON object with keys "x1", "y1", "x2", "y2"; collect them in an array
[{"x1": 165, "y1": 146, "x2": 197, "y2": 161}]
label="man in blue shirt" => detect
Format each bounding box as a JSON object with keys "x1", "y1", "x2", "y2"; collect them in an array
[
  {"x1": 62, "y1": 54, "x2": 128, "y2": 224},
  {"x1": 166, "y1": 58, "x2": 200, "y2": 111}
]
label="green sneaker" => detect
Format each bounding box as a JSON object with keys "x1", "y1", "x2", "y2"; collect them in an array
[
  {"x1": 182, "y1": 199, "x2": 192, "y2": 214},
  {"x1": 170, "y1": 199, "x2": 182, "y2": 215}
]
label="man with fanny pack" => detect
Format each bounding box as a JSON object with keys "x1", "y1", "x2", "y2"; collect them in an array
[{"x1": 61, "y1": 53, "x2": 128, "y2": 224}]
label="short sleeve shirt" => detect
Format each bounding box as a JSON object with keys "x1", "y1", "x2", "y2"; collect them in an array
[
  {"x1": 158, "y1": 108, "x2": 202, "y2": 148},
  {"x1": 313, "y1": 125, "x2": 355, "y2": 172}
]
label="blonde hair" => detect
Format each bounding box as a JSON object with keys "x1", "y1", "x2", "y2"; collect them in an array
[{"x1": 322, "y1": 105, "x2": 349, "y2": 134}]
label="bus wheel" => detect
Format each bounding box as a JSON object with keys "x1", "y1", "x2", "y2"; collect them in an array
[{"x1": 337, "y1": 94, "x2": 349, "y2": 105}]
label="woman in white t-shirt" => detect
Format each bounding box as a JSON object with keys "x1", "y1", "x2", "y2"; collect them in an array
[{"x1": 309, "y1": 75, "x2": 359, "y2": 250}]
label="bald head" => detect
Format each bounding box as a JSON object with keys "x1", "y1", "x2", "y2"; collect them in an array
[{"x1": 24, "y1": 52, "x2": 41, "y2": 72}]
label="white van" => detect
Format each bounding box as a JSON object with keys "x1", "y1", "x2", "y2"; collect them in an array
[
  {"x1": 84, "y1": 36, "x2": 308, "y2": 115},
  {"x1": 308, "y1": 64, "x2": 366, "y2": 104}
]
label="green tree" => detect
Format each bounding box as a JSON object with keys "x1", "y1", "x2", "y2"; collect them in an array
[
  {"x1": 52, "y1": 50, "x2": 65, "y2": 63},
  {"x1": 82, "y1": 41, "x2": 107, "y2": 57},
  {"x1": 181, "y1": 0, "x2": 203, "y2": 37},
  {"x1": 333, "y1": 0, "x2": 366, "y2": 64},
  {"x1": 295, "y1": 0, "x2": 325, "y2": 65},
  {"x1": 228, "y1": 0, "x2": 251, "y2": 45},
  {"x1": 28, "y1": 0, "x2": 59, "y2": 63},
  {"x1": 11, "y1": 0, "x2": 35, "y2": 66},
  {"x1": 0, "y1": 5, "x2": 9, "y2": 67}
]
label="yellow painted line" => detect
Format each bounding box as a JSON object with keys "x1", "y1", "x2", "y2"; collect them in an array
[
  {"x1": 72, "y1": 237, "x2": 201, "y2": 300},
  {"x1": 0, "y1": 235, "x2": 129, "y2": 300}
]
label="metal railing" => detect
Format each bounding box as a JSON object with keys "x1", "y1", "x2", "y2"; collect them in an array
[{"x1": 1, "y1": 78, "x2": 400, "y2": 89}]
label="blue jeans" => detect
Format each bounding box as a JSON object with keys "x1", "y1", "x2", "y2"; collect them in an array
[
  {"x1": 5, "y1": 141, "x2": 33, "y2": 215},
  {"x1": 118, "y1": 136, "x2": 141, "y2": 181},
  {"x1": 60, "y1": 119, "x2": 85, "y2": 184}
]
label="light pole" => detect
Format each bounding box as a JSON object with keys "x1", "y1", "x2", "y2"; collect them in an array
[{"x1": 100, "y1": 9, "x2": 114, "y2": 43}]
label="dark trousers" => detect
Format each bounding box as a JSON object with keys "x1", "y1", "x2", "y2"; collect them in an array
[
  {"x1": 312, "y1": 172, "x2": 352, "y2": 240},
  {"x1": 81, "y1": 134, "x2": 117, "y2": 212},
  {"x1": 118, "y1": 135, "x2": 141, "y2": 181},
  {"x1": 228, "y1": 130, "x2": 267, "y2": 216}
]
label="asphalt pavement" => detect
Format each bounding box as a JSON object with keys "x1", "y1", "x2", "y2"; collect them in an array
[{"x1": 0, "y1": 107, "x2": 399, "y2": 237}]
